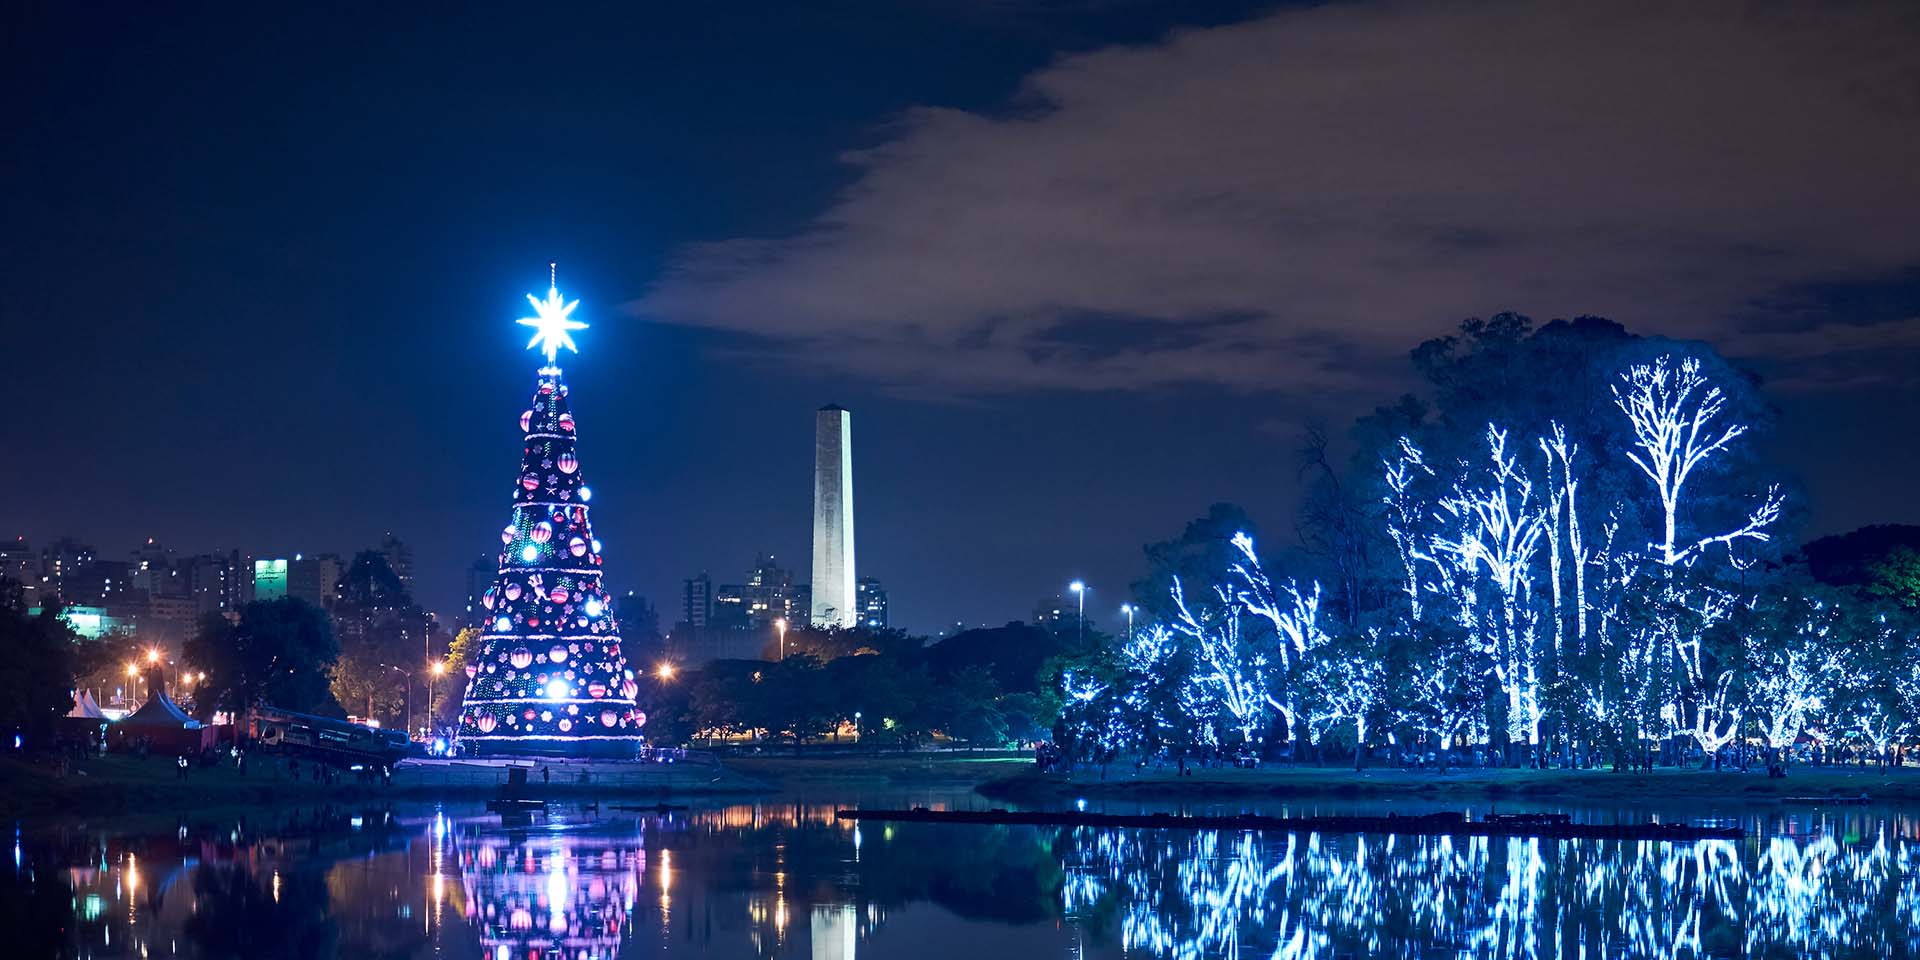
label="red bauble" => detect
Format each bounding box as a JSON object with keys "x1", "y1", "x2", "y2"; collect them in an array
[
  {"x1": 520, "y1": 475, "x2": 539, "y2": 491},
  {"x1": 519, "y1": 410, "x2": 533, "y2": 432},
  {"x1": 557, "y1": 452, "x2": 578, "y2": 474},
  {"x1": 510, "y1": 647, "x2": 533, "y2": 669},
  {"x1": 550, "y1": 586, "x2": 569, "y2": 603},
  {"x1": 476, "y1": 713, "x2": 497, "y2": 733},
  {"x1": 504, "y1": 582, "x2": 522, "y2": 601},
  {"x1": 600, "y1": 710, "x2": 618, "y2": 728},
  {"x1": 587, "y1": 682, "x2": 607, "y2": 699},
  {"x1": 531, "y1": 521, "x2": 553, "y2": 543},
  {"x1": 549, "y1": 644, "x2": 569, "y2": 663},
  {"x1": 568, "y1": 537, "x2": 587, "y2": 557},
  {"x1": 620, "y1": 679, "x2": 639, "y2": 700},
  {"x1": 465, "y1": 664, "x2": 478, "y2": 678},
  {"x1": 558, "y1": 414, "x2": 575, "y2": 432}
]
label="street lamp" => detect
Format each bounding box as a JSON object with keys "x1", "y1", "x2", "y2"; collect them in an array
[
  {"x1": 1069, "y1": 581, "x2": 1087, "y2": 646},
  {"x1": 384, "y1": 664, "x2": 414, "y2": 739},
  {"x1": 1120, "y1": 603, "x2": 1135, "y2": 643},
  {"x1": 657, "y1": 662, "x2": 676, "y2": 681},
  {"x1": 428, "y1": 660, "x2": 446, "y2": 734},
  {"x1": 854, "y1": 711, "x2": 862, "y2": 745},
  {"x1": 774, "y1": 618, "x2": 788, "y2": 661}
]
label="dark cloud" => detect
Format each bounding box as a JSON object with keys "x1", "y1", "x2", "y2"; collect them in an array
[{"x1": 634, "y1": 0, "x2": 1920, "y2": 393}]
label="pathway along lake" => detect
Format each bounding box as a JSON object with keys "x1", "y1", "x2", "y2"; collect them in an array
[{"x1": 12, "y1": 791, "x2": 1920, "y2": 958}]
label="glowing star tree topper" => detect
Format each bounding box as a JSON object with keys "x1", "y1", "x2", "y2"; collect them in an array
[{"x1": 518, "y1": 263, "x2": 587, "y2": 364}]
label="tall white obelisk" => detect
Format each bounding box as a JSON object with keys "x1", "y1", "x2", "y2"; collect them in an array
[{"x1": 811, "y1": 405, "x2": 857, "y2": 628}]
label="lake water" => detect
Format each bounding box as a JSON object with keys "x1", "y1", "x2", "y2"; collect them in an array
[{"x1": 12, "y1": 790, "x2": 1920, "y2": 959}]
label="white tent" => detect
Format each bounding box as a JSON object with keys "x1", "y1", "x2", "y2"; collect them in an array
[{"x1": 67, "y1": 689, "x2": 107, "y2": 720}]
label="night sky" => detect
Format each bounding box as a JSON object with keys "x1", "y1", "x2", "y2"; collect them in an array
[{"x1": 7, "y1": 2, "x2": 1919, "y2": 635}]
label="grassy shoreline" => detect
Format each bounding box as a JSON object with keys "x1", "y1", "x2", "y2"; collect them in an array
[
  {"x1": 0, "y1": 754, "x2": 772, "y2": 819},
  {"x1": 16, "y1": 753, "x2": 1918, "y2": 820},
  {"x1": 977, "y1": 765, "x2": 1920, "y2": 804},
  {"x1": 724, "y1": 751, "x2": 1032, "y2": 788}
]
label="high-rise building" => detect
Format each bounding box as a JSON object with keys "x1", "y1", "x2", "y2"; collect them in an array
[
  {"x1": 856, "y1": 577, "x2": 889, "y2": 630},
  {"x1": 0, "y1": 537, "x2": 39, "y2": 609},
  {"x1": 42, "y1": 537, "x2": 96, "y2": 602},
  {"x1": 810, "y1": 405, "x2": 856, "y2": 628},
  {"x1": 379, "y1": 533, "x2": 414, "y2": 587},
  {"x1": 712, "y1": 583, "x2": 749, "y2": 631},
  {"x1": 463, "y1": 554, "x2": 496, "y2": 628},
  {"x1": 183, "y1": 551, "x2": 246, "y2": 617},
  {"x1": 288, "y1": 553, "x2": 344, "y2": 609},
  {"x1": 681, "y1": 572, "x2": 714, "y2": 630},
  {"x1": 141, "y1": 593, "x2": 198, "y2": 648},
  {"x1": 746, "y1": 554, "x2": 804, "y2": 627}
]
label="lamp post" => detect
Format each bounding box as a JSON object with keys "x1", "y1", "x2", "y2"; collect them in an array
[
  {"x1": 854, "y1": 711, "x2": 862, "y2": 745},
  {"x1": 774, "y1": 618, "x2": 788, "y2": 661},
  {"x1": 384, "y1": 664, "x2": 414, "y2": 739},
  {"x1": 1120, "y1": 604, "x2": 1135, "y2": 643},
  {"x1": 428, "y1": 660, "x2": 446, "y2": 735},
  {"x1": 1069, "y1": 581, "x2": 1086, "y2": 646}
]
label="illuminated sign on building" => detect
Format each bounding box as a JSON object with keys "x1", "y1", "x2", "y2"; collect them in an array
[{"x1": 254, "y1": 558, "x2": 289, "y2": 600}]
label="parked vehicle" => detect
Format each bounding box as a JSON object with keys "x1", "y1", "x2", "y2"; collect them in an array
[{"x1": 246, "y1": 706, "x2": 410, "y2": 767}]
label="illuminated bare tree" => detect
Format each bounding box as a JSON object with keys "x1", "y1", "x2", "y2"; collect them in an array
[
  {"x1": 1169, "y1": 575, "x2": 1275, "y2": 742},
  {"x1": 1382, "y1": 438, "x2": 1437, "y2": 621},
  {"x1": 1224, "y1": 530, "x2": 1330, "y2": 742},
  {"x1": 1226, "y1": 531, "x2": 1330, "y2": 674},
  {"x1": 1743, "y1": 596, "x2": 1843, "y2": 758},
  {"x1": 1611, "y1": 354, "x2": 1783, "y2": 757},
  {"x1": 1538, "y1": 422, "x2": 1589, "y2": 654},
  {"x1": 1611, "y1": 355, "x2": 1783, "y2": 569},
  {"x1": 1304, "y1": 630, "x2": 1388, "y2": 770},
  {"x1": 1670, "y1": 586, "x2": 1741, "y2": 753},
  {"x1": 1429, "y1": 426, "x2": 1547, "y2": 752}
]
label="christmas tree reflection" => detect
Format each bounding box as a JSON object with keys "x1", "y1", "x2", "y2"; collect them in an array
[{"x1": 457, "y1": 827, "x2": 642, "y2": 959}]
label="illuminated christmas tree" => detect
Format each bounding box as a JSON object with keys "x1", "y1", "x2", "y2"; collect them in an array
[{"x1": 456, "y1": 270, "x2": 645, "y2": 757}]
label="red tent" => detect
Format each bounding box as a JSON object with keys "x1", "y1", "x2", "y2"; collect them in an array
[{"x1": 110, "y1": 670, "x2": 209, "y2": 754}]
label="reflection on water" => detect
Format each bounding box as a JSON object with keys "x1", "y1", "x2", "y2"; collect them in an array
[
  {"x1": 14, "y1": 799, "x2": 1920, "y2": 958},
  {"x1": 1060, "y1": 816, "x2": 1920, "y2": 959},
  {"x1": 459, "y1": 824, "x2": 639, "y2": 956}
]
